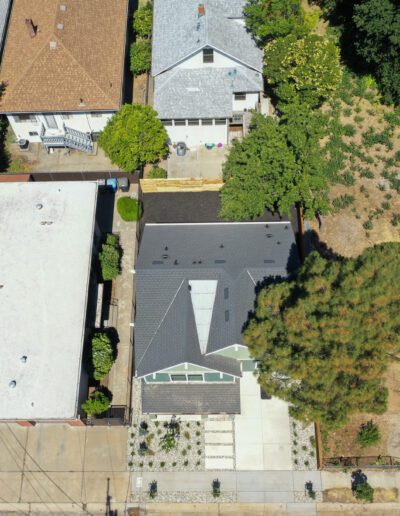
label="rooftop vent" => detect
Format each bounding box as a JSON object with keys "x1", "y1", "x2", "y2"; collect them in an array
[
  {"x1": 20, "y1": 355, "x2": 27, "y2": 363},
  {"x1": 49, "y1": 41, "x2": 57, "y2": 50},
  {"x1": 266, "y1": 234, "x2": 273, "y2": 238},
  {"x1": 57, "y1": 23, "x2": 64, "y2": 30},
  {"x1": 9, "y1": 380, "x2": 16, "y2": 389},
  {"x1": 264, "y1": 259, "x2": 276, "y2": 264},
  {"x1": 79, "y1": 97, "x2": 85, "y2": 106},
  {"x1": 60, "y1": 4, "x2": 67, "y2": 11},
  {"x1": 152, "y1": 260, "x2": 163, "y2": 265},
  {"x1": 198, "y1": 4, "x2": 205, "y2": 17},
  {"x1": 164, "y1": 246, "x2": 168, "y2": 251},
  {"x1": 25, "y1": 18, "x2": 37, "y2": 38},
  {"x1": 162, "y1": 254, "x2": 169, "y2": 259},
  {"x1": 36, "y1": 203, "x2": 43, "y2": 210},
  {"x1": 215, "y1": 259, "x2": 226, "y2": 264}
]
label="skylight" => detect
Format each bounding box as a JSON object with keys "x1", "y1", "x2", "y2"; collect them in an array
[{"x1": 188, "y1": 280, "x2": 217, "y2": 354}]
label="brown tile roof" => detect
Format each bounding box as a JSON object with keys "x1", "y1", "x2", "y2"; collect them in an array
[{"x1": 0, "y1": 0, "x2": 128, "y2": 113}]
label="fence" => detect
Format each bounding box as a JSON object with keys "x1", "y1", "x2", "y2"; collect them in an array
[
  {"x1": 84, "y1": 405, "x2": 131, "y2": 426},
  {"x1": 140, "y1": 178, "x2": 223, "y2": 193},
  {"x1": 0, "y1": 170, "x2": 140, "y2": 182},
  {"x1": 323, "y1": 455, "x2": 400, "y2": 469}
]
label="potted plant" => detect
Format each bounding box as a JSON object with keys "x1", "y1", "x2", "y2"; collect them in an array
[
  {"x1": 212, "y1": 479, "x2": 221, "y2": 498},
  {"x1": 148, "y1": 480, "x2": 157, "y2": 499}
]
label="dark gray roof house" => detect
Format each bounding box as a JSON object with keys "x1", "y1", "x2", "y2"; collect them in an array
[{"x1": 135, "y1": 222, "x2": 299, "y2": 415}]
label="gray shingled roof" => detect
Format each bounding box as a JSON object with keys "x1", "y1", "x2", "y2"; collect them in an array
[
  {"x1": 135, "y1": 223, "x2": 299, "y2": 377},
  {"x1": 0, "y1": 0, "x2": 11, "y2": 51},
  {"x1": 152, "y1": 0, "x2": 262, "y2": 76},
  {"x1": 154, "y1": 67, "x2": 263, "y2": 119},
  {"x1": 142, "y1": 382, "x2": 241, "y2": 414}
]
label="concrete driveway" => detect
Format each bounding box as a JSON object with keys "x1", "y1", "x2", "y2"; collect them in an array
[
  {"x1": 167, "y1": 145, "x2": 228, "y2": 179},
  {"x1": 235, "y1": 372, "x2": 293, "y2": 471},
  {"x1": 0, "y1": 423, "x2": 130, "y2": 514}
]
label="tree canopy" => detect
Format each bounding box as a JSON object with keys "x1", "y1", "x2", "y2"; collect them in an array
[
  {"x1": 130, "y1": 40, "x2": 151, "y2": 77},
  {"x1": 98, "y1": 104, "x2": 168, "y2": 172},
  {"x1": 81, "y1": 390, "x2": 111, "y2": 416},
  {"x1": 220, "y1": 111, "x2": 329, "y2": 220},
  {"x1": 264, "y1": 34, "x2": 342, "y2": 108},
  {"x1": 244, "y1": 0, "x2": 307, "y2": 45},
  {"x1": 99, "y1": 233, "x2": 121, "y2": 281},
  {"x1": 91, "y1": 332, "x2": 114, "y2": 381},
  {"x1": 244, "y1": 242, "x2": 400, "y2": 429}
]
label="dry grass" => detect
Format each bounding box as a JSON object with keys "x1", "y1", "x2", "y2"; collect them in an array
[{"x1": 323, "y1": 487, "x2": 399, "y2": 503}]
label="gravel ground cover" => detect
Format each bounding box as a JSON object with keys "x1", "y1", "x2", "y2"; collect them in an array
[{"x1": 290, "y1": 418, "x2": 318, "y2": 471}]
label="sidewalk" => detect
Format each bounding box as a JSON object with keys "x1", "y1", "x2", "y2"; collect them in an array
[{"x1": 106, "y1": 185, "x2": 139, "y2": 408}]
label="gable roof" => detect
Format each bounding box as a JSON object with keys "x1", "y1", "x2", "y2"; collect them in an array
[
  {"x1": 135, "y1": 223, "x2": 299, "y2": 377},
  {"x1": 0, "y1": 0, "x2": 128, "y2": 113},
  {"x1": 154, "y1": 66, "x2": 263, "y2": 119},
  {"x1": 152, "y1": 0, "x2": 263, "y2": 76}
]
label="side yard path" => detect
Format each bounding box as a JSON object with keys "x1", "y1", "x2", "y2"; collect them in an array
[{"x1": 106, "y1": 185, "x2": 139, "y2": 409}]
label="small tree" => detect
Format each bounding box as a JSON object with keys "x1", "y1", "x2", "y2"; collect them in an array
[
  {"x1": 264, "y1": 34, "x2": 342, "y2": 108},
  {"x1": 99, "y1": 233, "x2": 121, "y2": 281},
  {"x1": 133, "y1": 2, "x2": 153, "y2": 38},
  {"x1": 148, "y1": 166, "x2": 167, "y2": 179},
  {"x1": 357, "y1": 421, "x2": 381, "y2": 448},
  {"x1": 130, "y1": 40, "x2": 151, "y2": 76},
  {"x1": 98, "y1": 104, "x2": 169, "y2": 172},
  {"x1": 91, "y1": 332, "x2": 114, "y2": 380},
  {"x1": 81, "y1": 390, "x2": 111, "y2": 416}
]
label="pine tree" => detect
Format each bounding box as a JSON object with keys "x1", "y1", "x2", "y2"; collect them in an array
[{"x1": 244, "y1": 242, "x2": 400, "y2": 428}]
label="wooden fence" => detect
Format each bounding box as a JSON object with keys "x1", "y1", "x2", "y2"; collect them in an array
[{"x1": 140, "y1": 178, "x2": 223, "y2": 193}]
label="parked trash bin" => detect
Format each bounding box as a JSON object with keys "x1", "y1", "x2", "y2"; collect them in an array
[
  {"x1": 18, "y1": 139, "x2": 29, "y2": 151},
  {"x1": 176, "y1": 141, "x2": 187, "y2": 156},
  {"x1": 118, "y1": 177, "x2": 129, "y2": 192},
  {"x1": 106, "y1": 178, "x2": 117, "y2": 192}
]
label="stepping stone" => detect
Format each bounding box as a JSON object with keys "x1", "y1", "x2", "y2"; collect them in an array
[
  {"x1": 205, "y1": 432, "x2": 233, "y2": 444},
  {"x1": 205, "y1": 420, "x2": 233, "y2": 432},
  {"x1": 205, "y1": 444, "x2": 233, "y2": 456},
  {"x1": 205, "y1": 457, "x2": 234, "y2": 470}
]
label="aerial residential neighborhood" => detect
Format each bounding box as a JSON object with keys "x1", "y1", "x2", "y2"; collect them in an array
[{"x1": 0, "y1": 1, "x2": 400, "y2": 515}]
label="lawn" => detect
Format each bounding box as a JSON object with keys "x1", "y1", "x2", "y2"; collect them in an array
[{"x1": 117, "y1": 196, "x2": 142, "y2": 221}]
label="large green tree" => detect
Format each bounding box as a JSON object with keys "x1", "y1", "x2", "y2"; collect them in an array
[
  {"x1": 244, "y1": 242, "x2": 400, "y2": 429},
  {"x1": 264, "y1": 34, "x2": 342, "y2": 108},
  {"x1": 244, "y1": 0, "x2": 307, "y2": 44},
  {"x1": 220, "y1": 111, "x2": 329, "y2": 220},
  {"x1": 353, "y1": 0, "x2": 400, "y2": 104},
  {"x1": 98, "y1": 104, "x2": 168, "y2": 172}
]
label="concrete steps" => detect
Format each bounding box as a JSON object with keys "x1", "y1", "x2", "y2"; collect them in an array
[{"x1": 204, "y1": 418, "x2": 235, "y2": 470}]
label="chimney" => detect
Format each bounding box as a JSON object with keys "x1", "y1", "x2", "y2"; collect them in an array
[
  {"x1": 25, "y1": 18, "x2": 37, "y2": 38},
  {"x1": 198, "y1": 4, "x2": 205, "y2": 16}
]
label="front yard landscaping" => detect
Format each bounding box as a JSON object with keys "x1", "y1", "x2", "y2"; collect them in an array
[{"x1": 128, "y1": 416, "x2": 205, "y2": 472}]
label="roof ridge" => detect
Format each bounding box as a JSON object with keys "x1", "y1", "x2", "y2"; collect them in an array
[{"x1": 136, "y1": 278, "x2": 186, "y2": 370}]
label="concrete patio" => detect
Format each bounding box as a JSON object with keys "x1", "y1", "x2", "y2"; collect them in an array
[
  {"x1": 167, "y1": 145, "x2": 228, "y2": 179},
  {"x1": 235, "y1": 372, "x2": 293, "y2": 471}
]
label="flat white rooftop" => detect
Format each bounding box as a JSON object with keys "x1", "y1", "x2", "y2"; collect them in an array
[{"x1": 0, "y1": 181, "x2": 97, "y2": 420}]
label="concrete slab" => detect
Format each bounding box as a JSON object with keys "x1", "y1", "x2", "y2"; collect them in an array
[
  {"x1": 237, "y1": 471, "x2": 294, "y2": 492},
  {"x1": 205, "y1": 444, "x2": 234, "y2": 456},
  {"x1": 167, "y1": 146, "x2": 227, "y2": 179},
  {"x1": 20, "y1": 471, "x2": 83, "y2": 503},
  {"x1": 0, "y1": 425, "x2": 27, "y2": 471},
  {"x1": 237, "y1": 491, "x2": 265, "y2": 503},
  {"x1": 204, "y1": 420, "x2": 233, "y2": 432},
  {"x1": 263, "y1": 491, "x2": 295, "y2": 503},
  {"x1": 205, "y1": 432, "x2": 233, "y2": 444},
  {"x1": 320, "y1": 470, "x2": 350, "y2": 489},
  {"x1": 24, "y1": 424, "x2": 86, "y2": 472},
  {"x1": 235, "y1": 418, "x2": 263, "y2": 445},
  {"x1": 83, "y1": 472, "x2": 130, "y2": 503},
  {"x1": 0, "y1": 472, "x2": 23, "y2": 502},
  {"x1": 263, "y1": 444, "x2": 293, "y2": 471},
  {"x1": 261, "y1": 409, "x2": 291, "y2": 444},
  {"x1": 205, "y1": 457, "x2": 234, "y2": 469},
  {"x1": 84, "y1": 426, "x2": 128, "y2": 472},
  {"x1": 235, "y1": 444, "x2": 264, "y2": 470},
  {"x1": 240, "y1": 395, "x2": 263, "y2": 417}
]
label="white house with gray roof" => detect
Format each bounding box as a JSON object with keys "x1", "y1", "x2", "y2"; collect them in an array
[
  {"x1": 152, "y1": 0, "x2": 264, "y2": 147},
  {"x1": 134, "y1": 222, "x2": 299, "y2": 415}
]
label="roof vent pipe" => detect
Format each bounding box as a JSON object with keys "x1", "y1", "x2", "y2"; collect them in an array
[{"x1": 198, "y1": 4, "x2": 205, "y2": 16}]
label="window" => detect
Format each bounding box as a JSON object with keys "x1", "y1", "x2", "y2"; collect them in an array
[
  {"x1": 174, "y1": 119, "x2": 186, "y2": 126},
  {"x1": 170, "y1": 374, "x2": 186, "y2": 381},
  {"x1": 90, "y1": 112, "x2": 102, "y2": 118},
  {"x1": 215, "y1": 118, "x2": 226, "y2": 125},
  {"x1": 61, "y1": 113, "x2": 72, "y2": 120},
  {"x1": 14, "y1": 114, "x2": 37, "y2": 123},
  {"x1": 201, "y1": 119, "x2": 213, "y2": 125},
  {"x1": 203, "y1": 48, "x2": 214, "y2": 63},
  {"x1": 188, "y1": 374, "x2": 203, "y2": 381},
  {"x1": 29, "y1": 131, "x2": 38, "y2": 136},
  {"x1": 162, "y1": 119, "x2": 172, "y2": 126},
  {"x1": 188, "y1": 119, "x2": 199, "y2": 126},
  {"x1": 234, "y1": 92, "x2": 246, "y2": 101},
  {"x1": 44, "y1": 114, "x2": 58, "y2": 129}
]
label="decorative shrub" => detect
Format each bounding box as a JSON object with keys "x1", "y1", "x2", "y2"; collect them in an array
[
  {"x1": 355, "y1": 482, "x2": 374, "y2": 503},
  {"x1": 212, "y1": 479, "x2": 221, "y2": 498},
  {"x1": 183, "y1": 431, "x2": 191, "y2": 440},
  {"x1": 130, "y1": 40, "x2": 151, "y2": 76},
  {"x1": 160, "y1": 432, "x2": 177, "y2": 452},
  {"x1": 357, "y1": 421, "x2": 380, "y2": 448},
  {"x1": 148, "y1": 480, "x2": 157, "y2": 499},
  {"x1": 99, "y1": 233, "x2": 121, "y2": 281},
  {"x1": 81, "y1": 390, "x2": 111, "y2": 416},
  {"x1": 91, "y1": 332, "x2": 114, "y2": 380},
  {"x1": 117, "y1": 196, "x2": 142, "y2": 221},
  {"x1": 148, "y1": 166, "x2": 167, "y2": 179}
]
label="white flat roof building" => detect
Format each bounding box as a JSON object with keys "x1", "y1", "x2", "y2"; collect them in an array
[{"x1": 0, "y1": 181, "x2": 98, "y2": 421}]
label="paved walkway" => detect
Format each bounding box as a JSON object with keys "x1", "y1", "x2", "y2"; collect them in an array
[
  {"x1": 107, "y1": 185, "x2": 138, "y2": 408},
  {"x1": 167, "y1": 146, "x2": 227, "y2": 179},
  {"x1": 204, "y1": 419, "x2": 234, "y2": 470}
]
